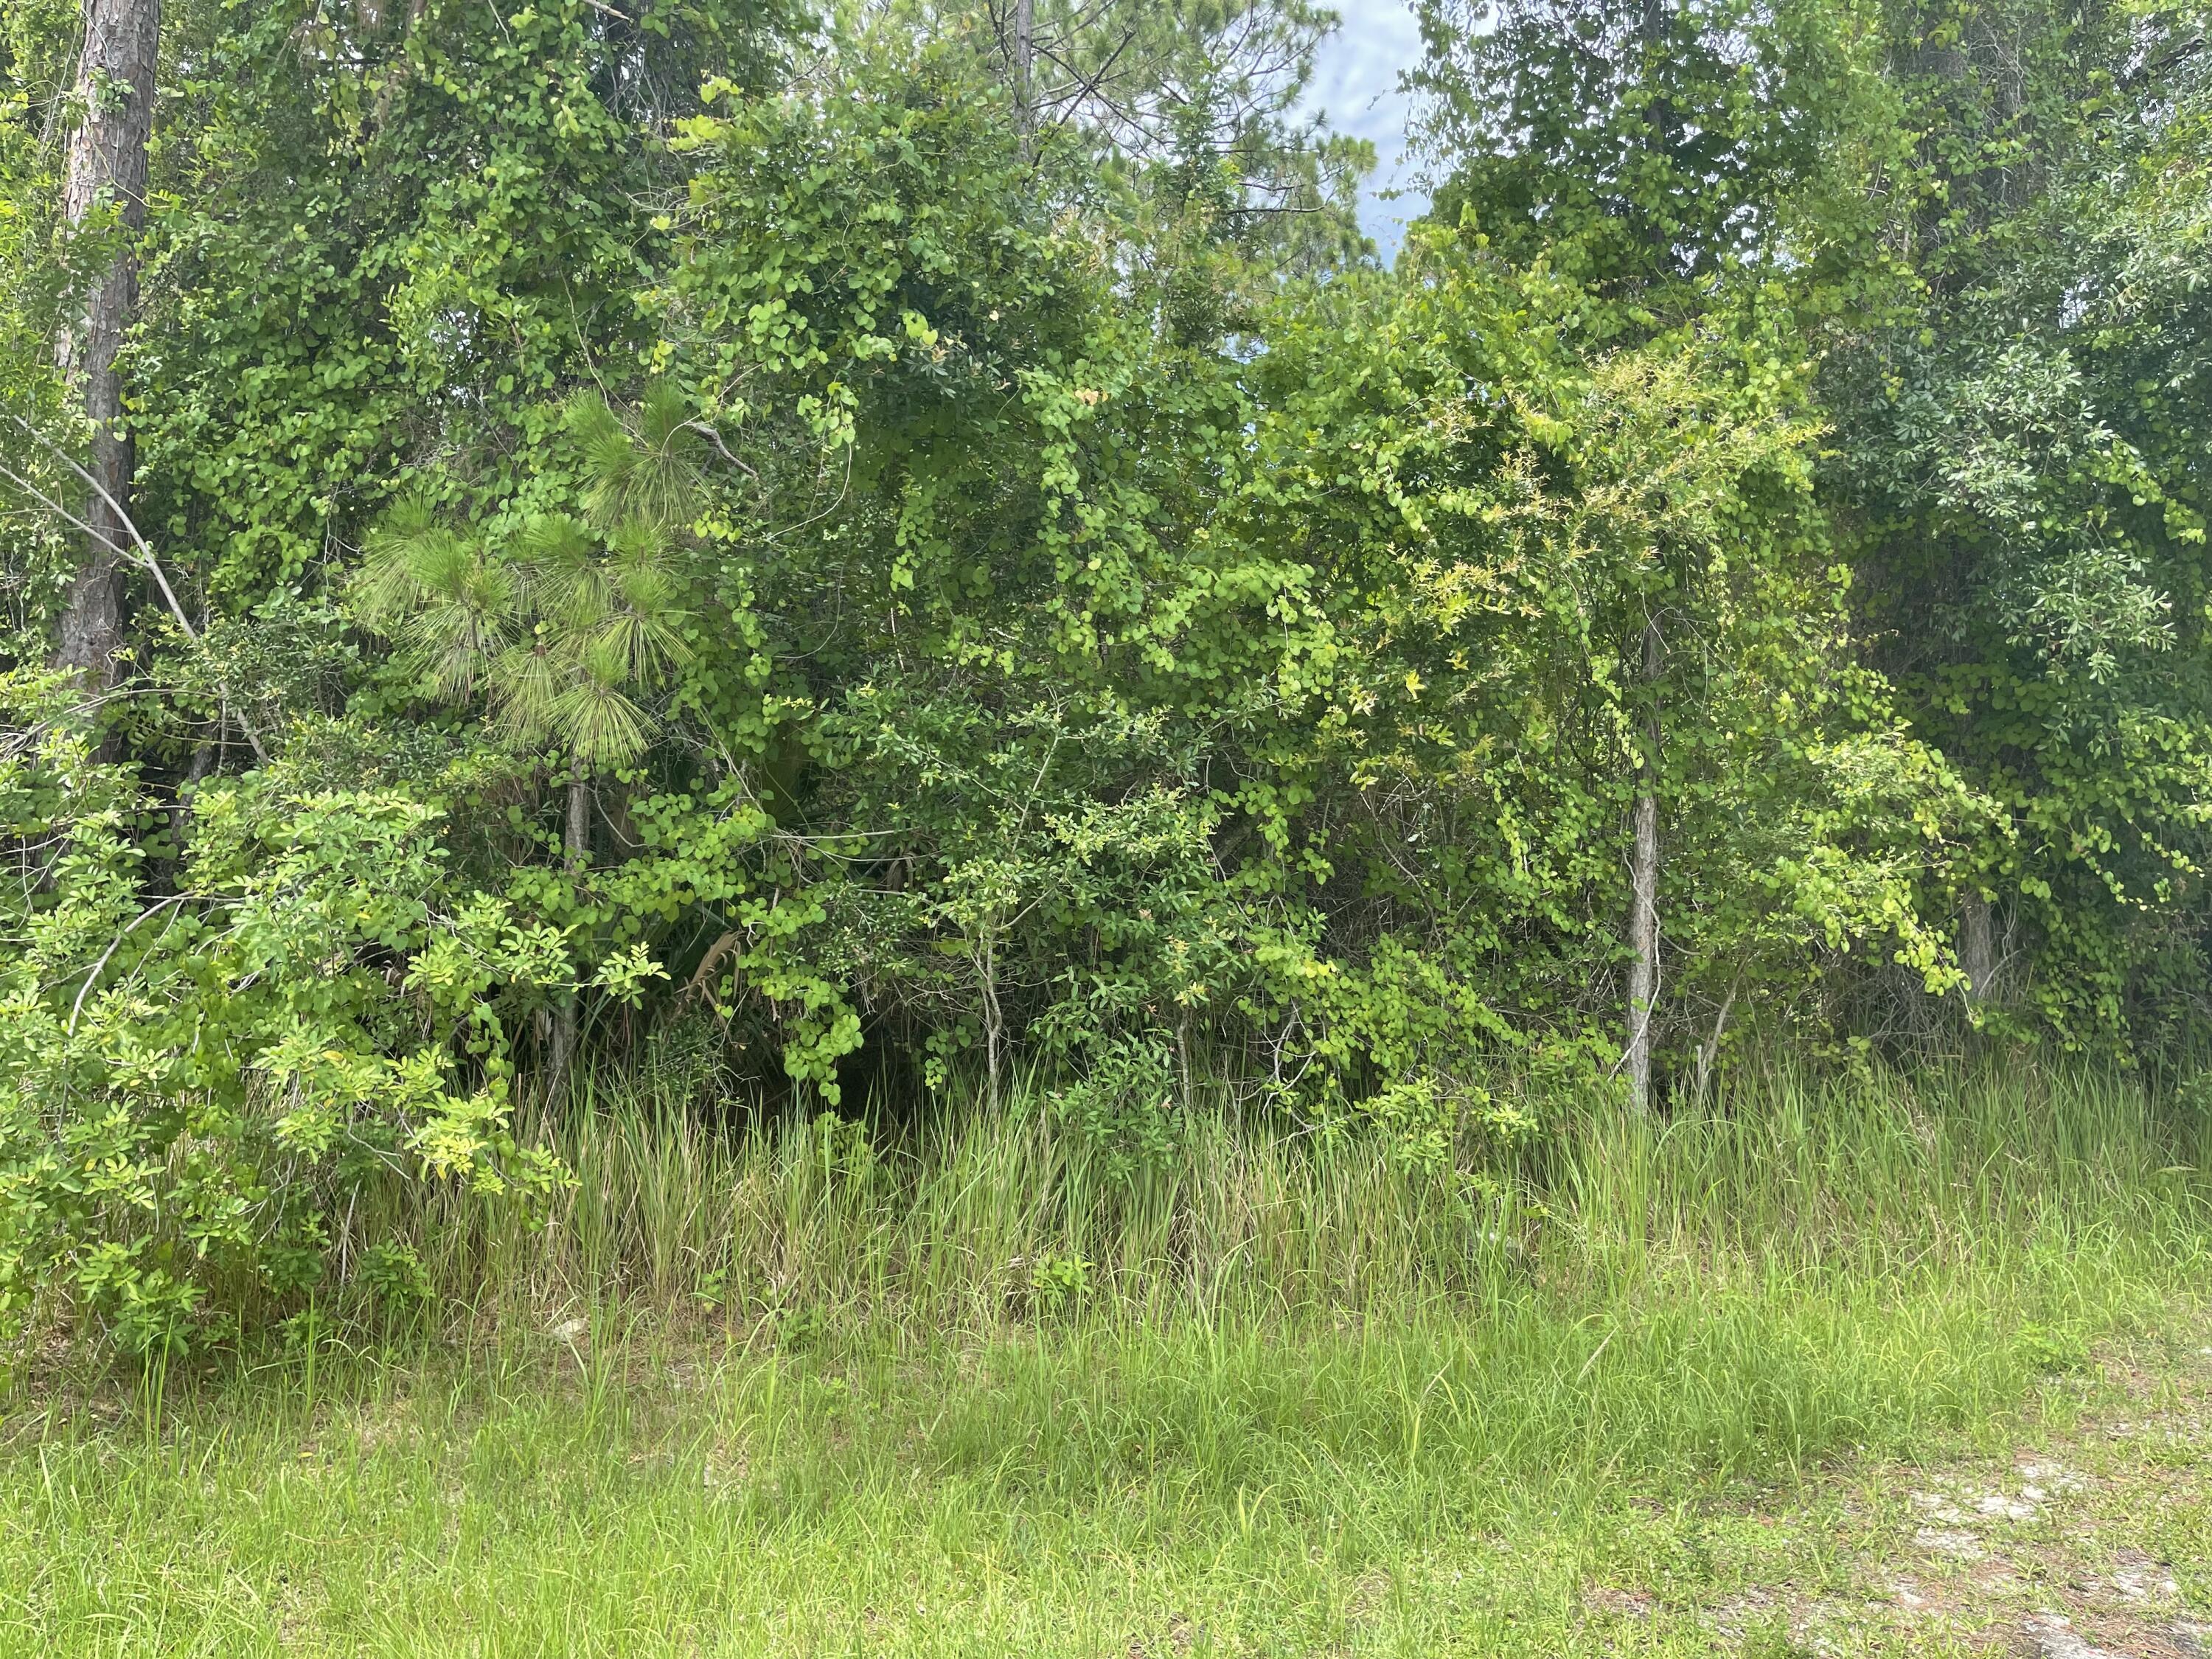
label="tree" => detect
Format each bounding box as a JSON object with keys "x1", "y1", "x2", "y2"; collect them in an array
[
  {"x1": 1409, "y1": 0, "x2": 1864, "y2": 291},
  {"x1": 1816, "y1": 0, "x2": 2212, "y2": 1044},
  {"x1": 52, "y1": 0, "x2": 159, "y2": 683},
  {"x1": 1410, "y1": 0, "x2": 1882, "y2": 1092},
  {"x1": 357, "y1": 389, "x2": 700, "y2": 1088}
]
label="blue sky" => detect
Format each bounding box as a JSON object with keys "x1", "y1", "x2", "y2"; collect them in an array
[{"x1": 1302, "y1": 0, "x2": 1430, "y2": 254}]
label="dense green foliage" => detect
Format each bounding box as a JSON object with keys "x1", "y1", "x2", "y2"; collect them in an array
[{"x1": 3, "y1": 0, "x2": 2211, "y2": 1351}]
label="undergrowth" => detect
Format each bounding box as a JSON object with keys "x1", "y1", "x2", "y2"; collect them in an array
[
  {"x1": 375, "y1": 1055, "x2": 2212, "y2": 1338},
  {"x1": 2, "y1": 1060, "x2": 2207, "y2": 1654}
]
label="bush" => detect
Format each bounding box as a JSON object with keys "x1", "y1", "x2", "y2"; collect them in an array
[{"x1": 0, "y1": 678, "x2": 568, "y2": 1354}]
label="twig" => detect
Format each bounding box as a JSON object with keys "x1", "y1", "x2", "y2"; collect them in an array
[
  {"x1": 4, "y1": 419, "x2": 274, "y2": 765},
  {"x1": 69, "y1": 894, "x2": 188, "y2": 1032},
  {"x1": 685, "y1": 419, "x2": 759, "y2": 481},
  {"x1": 1694, "y1": 987, "x2": 1737, "y2": 1102}
]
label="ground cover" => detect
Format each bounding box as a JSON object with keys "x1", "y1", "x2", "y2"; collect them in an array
[{"x1": 2, "y1": 1068, "x2": 2205, "y2": 1656}]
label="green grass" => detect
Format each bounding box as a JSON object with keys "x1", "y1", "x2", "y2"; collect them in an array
[{"x1": 3, "y1": 1060, "x2": 2208, "y2": 1654}]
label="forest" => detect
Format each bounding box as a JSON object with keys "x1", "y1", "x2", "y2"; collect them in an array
[
  {"x1": 13, "y1": 0, "x2": 2212, "y2": 1655},
  {"x1": 9, "y1": 0, "x2": 2212, "y2": 1346},
  {"x1": 6, "y1": 0, "x2": 2212, "y2": 1651}
]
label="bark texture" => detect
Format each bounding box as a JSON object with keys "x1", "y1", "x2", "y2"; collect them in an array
[
  {"x1": 1011, "y1": 0, "x2": 1036, "y2": 147},
  {"x1": 54, "y1": 0, "x2": 161, "y2": 685},
  {"x1": 1961, "y1": 889, "x2": 1996, "y2": 1001}
]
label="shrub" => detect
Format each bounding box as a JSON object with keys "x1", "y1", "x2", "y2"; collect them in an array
[{"x1": 0, "y1": 677, "x2": 569, "y2": 1354}]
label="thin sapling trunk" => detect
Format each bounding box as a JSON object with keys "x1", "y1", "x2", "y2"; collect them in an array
[
  {"x1": 1624, "y1": 616, "x2": 1663, "y2": 1112},
  {"x1": 551, "y1": 763, "x2": 590, "y2": 1096}
]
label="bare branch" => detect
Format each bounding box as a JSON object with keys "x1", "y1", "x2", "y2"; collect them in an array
[{"x1": 4, "y1": 417, "x2": 274, "y2": 765}]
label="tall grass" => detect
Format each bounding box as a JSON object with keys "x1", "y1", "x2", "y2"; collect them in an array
[
  {"x1": 337, "y1": 1053, "x2": 2212, "y2": 1509},
  {"x1": 398, "y1": 1054, "x2": 2211, "y2": 1343},
  {"x1": 7, "y1": 1059, "x2": 2208, "y2": 1655}
]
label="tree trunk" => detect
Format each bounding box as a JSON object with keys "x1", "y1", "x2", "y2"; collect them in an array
[
  {"x1": 54, "y1": 0, "x2": 161, "y2": 686},
  {"x1": 1693, "y1": 987, "x2": 1734, "y2": 1104},
  {"x1": 1624, "y1": 617, "x2": 1663, "y2": 1112},
  {"x1": 1638, "y1": 0, "x2": 1680, "y2": 279},
  {"x1": 550, "y1": 765, "x2": 590, "y2": 1097},
  {"x1": 1175, "y1": 1012, "x2": 1194, "y2": 1112},
  {"x1": 1624, "y1": 0, "x2": 1672, "y2": 1105},
  {"x1": 1960, "y1": 889, "x2": 1996, "y2": 1002},
  {"x1": 980, "y1": 932, "x2": 1004, "y2": 1114},
  {"x1": 1012, "y1": 0, "x2": 1035, "y2": 149}
]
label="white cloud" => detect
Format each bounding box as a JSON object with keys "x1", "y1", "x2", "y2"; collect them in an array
[{"x1": 1303, "y1": 0, "x2": 1429, "y2": 255}]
